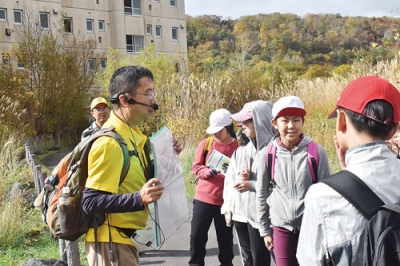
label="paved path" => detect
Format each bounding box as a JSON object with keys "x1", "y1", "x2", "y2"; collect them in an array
[
  {"x1": 41, "y1": 148, "x2": 243, "y2": 265},
  {"x1": 138, "y1": 198, "x2": 242, "y2": 265}
]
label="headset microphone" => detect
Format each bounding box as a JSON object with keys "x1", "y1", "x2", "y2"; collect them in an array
[{"x1": 127, "y1": 98, "x2": 159, "y2": 111}]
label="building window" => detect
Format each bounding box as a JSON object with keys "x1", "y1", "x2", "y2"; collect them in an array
[
  {"x1": 100, "y1": 58, "x2": 107, "y2": 68},
  {"x1": 0, "y1": 9, "x2": 6, "y2": 22},
  {"x1": 146, "y1": 24, "x2": 152, "y2": 35},
  {"x1": 86, "y1": 19, "x2": 94, "y2": 32},
  {"x1": 126, "y1": 35, "x2": 144, "y2": 53},
  {"x1": 154, "y1": 0, "x2": 159, "y2": 2},
  {"x1": 96, "y1": 0, "x2": 100, "y2": 3},
  {"x1": 14, "y1": 10, "x2": 22, "y2": 25},
  {"x1": 88, "y1": 58, "x2": 96, "y2": 71},
  {"x1": 39, "y1": 12, "x2": 49, "y2": 29},
  {"x1": 64, "y1": 17, "x2": 72, "y2": 34},
  {"x1": 98, "y1": 20, "x2": 105, "y2": 31},
  {"x1": 124, "y1": 0, "x2": 142, "y2": 16},
  {"x1": 155, "y1": 25, "x2": 162, "y2": 37},
  {"x1": 1, "y1": 53, "x2": 8, "y2": 65},
  {"x1": 170, "y1": 0, "x2": 176, "y2": 7},
  {"x1": 17, "y1": 62, "x2": 24, "y2": 69},
  {"x1": 172, "y1": 27, "x2": 178, "y2": 40}
]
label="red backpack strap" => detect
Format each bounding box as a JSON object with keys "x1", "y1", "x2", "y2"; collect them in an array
[{"x1": 307, "y1": 141, "x2": 319, "y2": 183}]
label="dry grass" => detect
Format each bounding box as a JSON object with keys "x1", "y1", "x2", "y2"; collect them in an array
[{"x1": 176, "y1": 58, "x2": 400, "y2": 178}]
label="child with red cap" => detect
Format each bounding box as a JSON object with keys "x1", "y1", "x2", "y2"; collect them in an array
[
  {"x1": 256, "y1": 95, "x2": 331, "y2": 266},
  {"x1": 297, "y1": 76, "x2": 400, "y2": 265}
]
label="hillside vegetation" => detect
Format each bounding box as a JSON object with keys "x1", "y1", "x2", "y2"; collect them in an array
[{"x1": 1, "y1": 13, "x2": 400, "y2": 264}]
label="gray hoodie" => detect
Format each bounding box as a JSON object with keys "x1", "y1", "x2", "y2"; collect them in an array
[
  {"x1": 256, "y1": 135, "x2": 331, "y2": 237},
  {"x1": 221, "y1": 100, "x2": 276, "y2": 228}
]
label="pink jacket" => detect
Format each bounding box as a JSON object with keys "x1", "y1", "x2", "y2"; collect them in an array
[{"x1": 191, "y1": 138, "x2": 238, "y2": 206}]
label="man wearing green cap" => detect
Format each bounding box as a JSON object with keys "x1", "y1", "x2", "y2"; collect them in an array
[{"x1": 81, "y1": 97, "x2": 110, "y2": 141}]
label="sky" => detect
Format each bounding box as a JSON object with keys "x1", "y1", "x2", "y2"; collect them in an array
[{"x1": 184, "y1": 0, "x2": 400, "y2": 19}]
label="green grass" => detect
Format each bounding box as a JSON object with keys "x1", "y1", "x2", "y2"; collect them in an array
[
  {"x1": 180, "y1": 146, "x2": 196, "y2": 199},
  {"x1": 0, "y1": 207, "x2": 88, "y2": 265}
]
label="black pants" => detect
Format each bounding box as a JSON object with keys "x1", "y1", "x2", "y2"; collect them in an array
[
  {"x1": 189, "y1": 199, "x2": 234, "y2": 266},
  {"x1": 235, "y1": 221, "x2": 271, "y2": 266}
]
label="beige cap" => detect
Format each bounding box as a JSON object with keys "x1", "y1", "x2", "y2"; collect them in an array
[{"x1": 90, "y1": 97, "x2": 108, "y2": 110}]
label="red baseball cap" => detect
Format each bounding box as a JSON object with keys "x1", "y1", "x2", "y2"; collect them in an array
[{"x1": 328, "y1": 76, "x2": 400, "y2": 124}]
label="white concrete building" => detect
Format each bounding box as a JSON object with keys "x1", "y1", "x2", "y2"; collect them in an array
[{"x1": 0, "y1": 0, "x2": 187, "y2": 68}]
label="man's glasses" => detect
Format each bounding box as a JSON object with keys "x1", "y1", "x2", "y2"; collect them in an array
[
  {"x1": 92, "y1": 107, "x2": 109, "y2": 113},
  {"x1": 135, "y1": 91, "x2": 157, "y2": 100}
]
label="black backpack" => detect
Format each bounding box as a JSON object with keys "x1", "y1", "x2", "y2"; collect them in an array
[{"x1": 321, "y1": 170, "x2": 400, "y2": 266}]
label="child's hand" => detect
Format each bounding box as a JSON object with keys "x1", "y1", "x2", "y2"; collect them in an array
[
  {"x1": 334, "y1": 135, "x2": 346, "y2": 169},
  {"x1": 240, "y1": 168, "x2": 250, "y2": 180},
  {"x1": 387, "y1": 133, "x2": 400, "y2": 155},
  {"x1": 226, "y1": 218, "x2": 233, "y2": 227},
  {"x1": 233, "y1": 181, "x2": 250, "y2": 193},
  {"x1": 206, "y1": 169, "x2": 220, "y2": 178},
  {"x1": 264, "y1": 235, "x2": 274, "y2": 251}
]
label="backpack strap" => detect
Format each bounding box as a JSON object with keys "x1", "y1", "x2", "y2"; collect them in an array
[
  {"x1": 321, "y1": 170, "x2": 384, "y2": 220},
  {"x1": 307, "y1": 141, "x2": 319, "y2": 183},
  {"x1": 266, "y1": 143, "x2": 277, "y2": 180},
  {"x1": 267, "y1": 141, "x2": 319, "y2": 183},
  {"x1": 203, "y1": 136, "x2": 214, "y2": 164},
  {"x1": 100, "y1": 129, "x2": 130, "y2": 184}
]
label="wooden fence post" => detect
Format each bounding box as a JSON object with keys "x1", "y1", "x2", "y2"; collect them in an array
[
  {"x1": 25, "y1": 138, "x2": 82, "y2": 265},
  {"x1": 34, "y1": 165, "x2": 41, "y2": 196},
  {"x1": 67, "y1": 240, "x2": 81, "y2": 265}
]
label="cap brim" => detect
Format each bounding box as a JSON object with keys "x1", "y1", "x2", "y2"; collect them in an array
[
  {"x1": 206, "y1": 126, "x2": 224, "y2": 134},
  {"x1": 275, "y1": 108, "x2": 306, "y2": 118},
  {"x1": 328, "y1": 107, "x2": 338, "y2": 119},
  {"x1": 92, "y1": 103, "x2": 107, "y2": 109},
  {"x1": 231, "y1": 111, "x2": 252, "y2": 122}
]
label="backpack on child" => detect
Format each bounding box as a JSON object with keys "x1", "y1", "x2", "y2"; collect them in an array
[
  {"x1": 194, "y1": 136, "x2": 240, "y2": 185},
  {"x1": 38, "y1": 127, "x2": 130, "y2": 242},
  {"x1": 321, "y1": 170, "x2": 400, "y2": 266},
  {"x1": 267, "y1": 141, "x2": 319, "y2": 192}
]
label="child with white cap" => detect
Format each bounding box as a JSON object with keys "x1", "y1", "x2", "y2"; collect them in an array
[
  {"x1": 256, "y1": 96, "x2": 331, "y2": 266},
  {"x1": 189, "y1": 108, "x2": 239, "y2": 266}
]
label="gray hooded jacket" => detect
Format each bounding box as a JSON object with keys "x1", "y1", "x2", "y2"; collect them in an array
[
  {"x1": 256, "y1": 134, "x2": 331, "y2": 237},
  {"x1": 221, "y1": 100, "x2": 276, "y2": 228}
]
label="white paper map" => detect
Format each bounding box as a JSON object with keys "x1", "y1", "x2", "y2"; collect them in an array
[{"x1": 149, "y1": 126, "x2": 188, "y2": 247}]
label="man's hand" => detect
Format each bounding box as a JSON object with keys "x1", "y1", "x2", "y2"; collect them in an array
[
  {"x1": 173, "y1": 136, "x2": 183, "y2": 155},
  {"x1": 140, "y1": 178, "x2": 164, "y2": 205}
]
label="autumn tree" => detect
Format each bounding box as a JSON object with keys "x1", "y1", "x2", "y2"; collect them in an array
[{"x1": 1, "y1": 12, "x2": 100, "y2": 144}]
